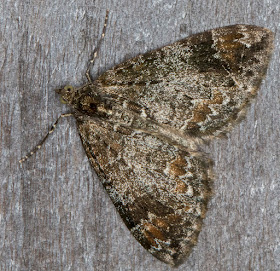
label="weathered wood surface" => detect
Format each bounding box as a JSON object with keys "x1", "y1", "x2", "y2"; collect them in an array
[{"x1": 1, "y1": 0, "x2": 279, "y2": 270}]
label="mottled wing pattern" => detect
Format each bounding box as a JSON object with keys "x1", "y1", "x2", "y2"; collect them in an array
[
  {"x1": 77, "y1": 118, "x2": 212, "y2": 266},
  {"x1": 95, "y1": 25, "x2": 273, "y2": 138},
  {"x1": 57, "y1": 24, "x2": 273, "y2": 266}
]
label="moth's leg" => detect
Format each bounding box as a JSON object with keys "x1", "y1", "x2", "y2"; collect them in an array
[
  {"x1": 86, "y1": 9, "x2": 109, "y2": 83},
  {"x1": 19, "y1": 113, "x2": 73, "y2": 163}
]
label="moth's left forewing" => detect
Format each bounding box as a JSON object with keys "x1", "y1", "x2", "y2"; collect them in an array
[{"x1": 77, "y1": 118, "x2": 213, "y2": 266}]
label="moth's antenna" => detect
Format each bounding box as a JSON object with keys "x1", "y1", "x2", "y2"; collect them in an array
[
  {"x1": 19, "y1": 113, "x2": 73, "y2": 163},
  {"x1": 20, "y1": 11, "x2": 109, "y2": 163},
  {"x1": 86, "y1": 9, "x2": 109, "y2": 84}
]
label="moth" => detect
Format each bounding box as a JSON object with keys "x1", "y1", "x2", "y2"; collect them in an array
[{"x1": 20, "y1": 11, "x2": 274, "y2": 266}]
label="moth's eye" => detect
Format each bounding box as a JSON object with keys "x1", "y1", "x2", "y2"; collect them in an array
[
  {"x1": 89, "y1": 103, "x2": 97, "y2": 111},
  {"x1": 64, "y1": 85, "x2": 74, "y2": 92}
]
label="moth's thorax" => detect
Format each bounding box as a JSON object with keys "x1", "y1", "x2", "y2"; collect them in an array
[{"x1": 57, "y1": 84, "x2": 113, "y2": 119}]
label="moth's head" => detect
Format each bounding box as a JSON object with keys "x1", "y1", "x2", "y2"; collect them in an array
[{"x1": 55, "y1": 85, "x2": 77, "y2": 105}]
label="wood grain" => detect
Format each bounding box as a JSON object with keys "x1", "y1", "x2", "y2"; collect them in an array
[{"x1": 1, "y1": 0, "x2": 279, "y2": 270}]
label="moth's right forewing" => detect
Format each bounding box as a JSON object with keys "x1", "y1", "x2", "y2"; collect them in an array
[{"x1": 95, "y1": 25, "x2": 274, "y2": 138}]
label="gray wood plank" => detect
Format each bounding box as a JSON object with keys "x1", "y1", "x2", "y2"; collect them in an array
[{"x1": 1, "y1": 0, "x2": 279, "y2": 270}]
